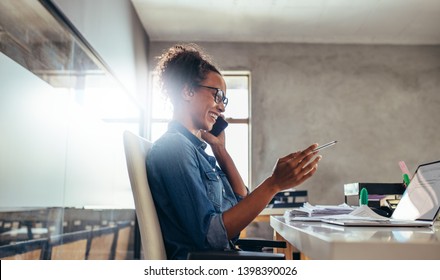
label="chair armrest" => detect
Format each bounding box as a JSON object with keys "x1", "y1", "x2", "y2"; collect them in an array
[
  {"x1": 235, "y1": 238, "x2": 286, "y2": 252},
  {"x1": 187, "y1": 250, "x2": 285, "y2": 260}
]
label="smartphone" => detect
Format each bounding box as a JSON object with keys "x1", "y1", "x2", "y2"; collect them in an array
[
  {"x1": 312, "y1": 140, "x2": 337, "y2": 152},
  {"x1": 209, "y1": 117, "x2": 228, "y2": 136}
]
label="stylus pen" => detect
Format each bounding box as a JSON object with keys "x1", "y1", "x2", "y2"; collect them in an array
[{"x1": 313, "y1": 140, "x2": 337, "y2": 152}]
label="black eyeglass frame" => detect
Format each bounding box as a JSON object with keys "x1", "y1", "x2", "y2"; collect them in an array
[{"x1": 195, "y1": 84, "x2": 228, "y2": 107}]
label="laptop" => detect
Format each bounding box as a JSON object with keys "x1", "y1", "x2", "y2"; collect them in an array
[{"x1": 323, "y1": 160, "x2": 440, "y2": 227}]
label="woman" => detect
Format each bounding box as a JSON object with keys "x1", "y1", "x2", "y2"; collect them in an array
[{"x1": 146, "y1": 44, "x2": 322, "y2": 259}]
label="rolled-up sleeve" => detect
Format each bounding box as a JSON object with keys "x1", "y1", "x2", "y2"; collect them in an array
[{"x1": 206, "y1": 213, "x2": 229, "y2": 249}]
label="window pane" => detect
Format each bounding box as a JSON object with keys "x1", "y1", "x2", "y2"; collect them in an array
[
  {"x1": 223, "y1": 76, "x2": 249, "y2": 119},
  {"x1": 224, "y1": 88, "x2": 249, "y2": 119},
  {"x1": 149, "y1": 72, "x2": 250, "y2": 187},
  {"x1": 151, "y1": 75, "x2": 173, "y2": 119},
  {"x1": 151, "y1": 122, "x2": 168, "y2": 142},
  {"x1": 225, "y1": 124, "x2": 249, "y2": 187},
  {"x1": 224, "y1": 75, "x2": 248, "y2": 90}
]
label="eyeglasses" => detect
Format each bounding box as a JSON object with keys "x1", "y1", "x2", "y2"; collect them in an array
[{"x1": 196, "y1": 85, "x2": 228, "y2": 107}]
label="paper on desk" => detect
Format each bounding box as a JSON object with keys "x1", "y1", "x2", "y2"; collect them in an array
[
  {"x1": 284, "y1": 202, "x2": 354, "y2": 218},
  {"x1": 324, "y1": 205, "x2": 389, "y2": 221},
  {"x1": 285, "y1": 205, "x2": 389, "y2": 222}
]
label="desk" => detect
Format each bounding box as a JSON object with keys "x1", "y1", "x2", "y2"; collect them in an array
[{"x1": 270, "y1": 216, "x2": 440, "y2": 260}]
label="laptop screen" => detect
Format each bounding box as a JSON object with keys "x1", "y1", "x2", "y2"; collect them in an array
[{"x1": 391, "y1": 161, "x2": 440, "y2": 221}]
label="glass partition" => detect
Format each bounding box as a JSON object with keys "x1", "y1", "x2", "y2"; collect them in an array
[{"x1": 0, "y1": 0, "x2": 141, "y2": 259}]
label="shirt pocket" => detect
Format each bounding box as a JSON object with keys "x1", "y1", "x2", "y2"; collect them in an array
[{"x1": 204, "y1": 170, "x2": 223, "y2": 211}]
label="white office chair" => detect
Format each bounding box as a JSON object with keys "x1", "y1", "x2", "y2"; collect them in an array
[
  {"x1": 123, "y1": 130, "x2": 285, "y2": 260},
  {"x1": 123, "y1": 130, "x2": 166, "y2": 260}
]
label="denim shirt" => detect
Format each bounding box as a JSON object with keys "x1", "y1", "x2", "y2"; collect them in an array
[{"x1": 146, "y1": 121, "x2": 244, "y2": 260}]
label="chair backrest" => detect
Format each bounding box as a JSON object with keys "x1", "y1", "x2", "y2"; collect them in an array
[{"x1": 123, "y1": 131, "x2": 166, "y2": 260}]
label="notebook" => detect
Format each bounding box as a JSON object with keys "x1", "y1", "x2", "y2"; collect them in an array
[{"x1": 322, "y1": 160, "x2": 440, "y2": 227}]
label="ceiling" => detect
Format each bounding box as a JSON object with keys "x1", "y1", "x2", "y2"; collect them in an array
[{"x1": 131, "y1": 0, "x2": 440, "y2": 45}]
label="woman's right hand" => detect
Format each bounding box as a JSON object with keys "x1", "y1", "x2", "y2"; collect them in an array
[
  {"x1": 267, "y1": 143, "x2": 322, "y2": 192},
  {"x1": 223, "y1": 143, "x2": 321, "y2": 239}
]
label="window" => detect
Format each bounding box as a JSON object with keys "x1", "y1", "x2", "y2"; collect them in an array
[{"x1": 149, "y1": 71, "x2": 251, "y2": 187}]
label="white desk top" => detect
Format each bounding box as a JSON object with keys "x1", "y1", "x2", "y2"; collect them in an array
[
  {"x1": 260, "y1": 207, "x2": 290, "y2": 216},
  {"x1": 270, "y1": 216, "x2": 440, "y2": 260}
]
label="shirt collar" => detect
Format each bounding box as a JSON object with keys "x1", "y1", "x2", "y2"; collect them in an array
[{"x1": 168, "y1": 120, "x2": 208, "y2": 150}]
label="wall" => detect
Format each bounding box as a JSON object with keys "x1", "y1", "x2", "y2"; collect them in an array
[{"x1": 150, "y1": 42, "x2": 440, "y2": 204}]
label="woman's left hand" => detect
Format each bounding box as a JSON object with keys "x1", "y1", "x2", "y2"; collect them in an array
[{"x1": 200, "y1": 128, "x2": 225, "y2": 150}]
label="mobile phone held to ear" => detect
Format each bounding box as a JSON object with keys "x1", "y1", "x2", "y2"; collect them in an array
[{"x1": 209, "y1": 117, "x2": 228, "y2": 136}]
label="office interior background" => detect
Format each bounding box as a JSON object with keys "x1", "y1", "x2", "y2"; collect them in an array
[{"x1": 1, "y1": 0, "x2": 439, "y2": 259}]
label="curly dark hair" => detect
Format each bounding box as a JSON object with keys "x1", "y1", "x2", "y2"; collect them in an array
[{"x1": 155, "y1": 43, "x2": 221, "y2": 103}]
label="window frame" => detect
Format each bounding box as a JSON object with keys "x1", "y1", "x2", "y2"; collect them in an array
[
  {"x1": 148, "y1": 70, "x2": 252, "y2": 188},
  {"x1": 222, "y1": 71, "x2": 252, "y2": 189}
]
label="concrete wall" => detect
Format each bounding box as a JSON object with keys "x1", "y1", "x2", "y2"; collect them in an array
[{"x1": 150, "y1": 42, "x2": 440, "y2": 204}]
